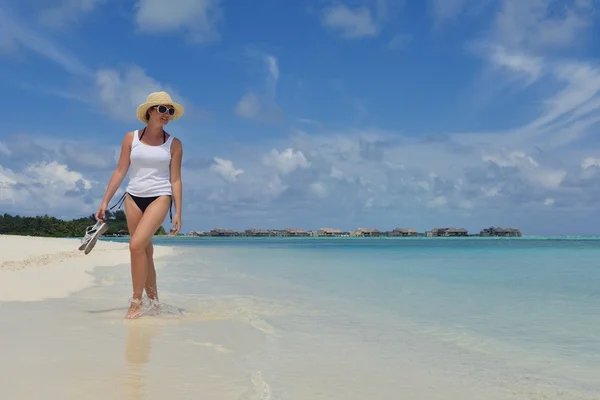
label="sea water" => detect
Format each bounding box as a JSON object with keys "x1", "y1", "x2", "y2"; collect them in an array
[
  {"x1": 122, "y1": 236, "x2": 600, "y2": 398},
  {"x1": 3, "y1": 236, "x2": 600, "y2": 399}
]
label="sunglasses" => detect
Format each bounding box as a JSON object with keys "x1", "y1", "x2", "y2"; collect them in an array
[{"x1": 154, "y1": 105, "x2": 175, "y2": 116}]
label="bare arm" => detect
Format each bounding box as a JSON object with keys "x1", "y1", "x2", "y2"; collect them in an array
[
  {"x1": 170, "y1": 138, "x2": 183, "y2": 218},
  {"x1": 101, "y1": 131, "x2": 133, "y2": 207}
]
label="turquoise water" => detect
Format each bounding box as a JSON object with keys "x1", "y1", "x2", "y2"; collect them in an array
[{"x1": 103, "y1": 236, "x2": 600, "y2": 396}]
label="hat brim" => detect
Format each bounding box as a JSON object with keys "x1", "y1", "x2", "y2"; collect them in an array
[{"x1": 136, "y1": 101, "x2": 184, "y2": 124}]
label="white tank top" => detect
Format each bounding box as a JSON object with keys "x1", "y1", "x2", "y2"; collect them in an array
[{"x1": 126, "y1": 129, "x2": 174, "y2": 197}]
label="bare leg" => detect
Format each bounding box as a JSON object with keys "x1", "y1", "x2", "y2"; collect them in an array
[
  {"x1": 144, "y1": 243, "x2": 158, "y2": 300},
  {"x1": 124, "y1": 195, "x2": 143, "y2": 310},
  {"x1": 124, "y1": 195, "x2": 171, "y2": 319},
  {"x1": 124, "y1": 197, "x2": 159, "y2": 301}
]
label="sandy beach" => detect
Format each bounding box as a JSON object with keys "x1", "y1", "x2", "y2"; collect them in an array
[
  {"x1": 1, "y1": 234, "x2": 598, "y2": 400},
  {"x1": 0, "y1": 234, "x2": 269, "y2": 400},
  {"x1": 0, "y1": 234, "x2": 173, "y2": 302}
]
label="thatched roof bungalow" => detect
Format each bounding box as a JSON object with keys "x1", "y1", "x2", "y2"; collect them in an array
[
  {"x1": 479, "y1": 227, "x2": 522, "y2": 237},
  {"x1": 208, "y1": 228, "x2": 242, "y2": 236},
  {"x1": 245, "y1": 229, "x2": 271, "y2": 236},
  {"x1": 389, "y1": 228, "x2": 418, "y2": 236},
  {"x1": 317, "y1": 228, "x2": 343, "y2": 236},
  {"x1": 284, "y1": 229, "x2": 311, "y2": 236},
  {"x1": 350, "y1": 228, "x2": 381, "y2": 237},
  {"x1": 427, "y1": 227, "x2": 468, "y2": 237}
]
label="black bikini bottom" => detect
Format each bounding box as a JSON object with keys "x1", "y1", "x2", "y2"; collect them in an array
[
  {"x1": 109, "y1": 192, "x2": 173, "y2": 222},
  {"x1": 128, "y1": 193, "x2": 168, "y2": 212}
]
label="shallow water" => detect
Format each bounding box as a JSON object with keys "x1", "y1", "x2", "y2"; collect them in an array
[{"x1": 1, "y1": 236, "x2": 599, "y2": 399}]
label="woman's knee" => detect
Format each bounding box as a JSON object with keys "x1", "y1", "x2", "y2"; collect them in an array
[{"x1": 129, "y1": 237, "x2": 148, "y2": 254}]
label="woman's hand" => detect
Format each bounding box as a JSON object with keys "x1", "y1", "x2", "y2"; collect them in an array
[
  {"x1": 171, "y1": 214, "x2": 182, "y2": 235},
  {"x1": 95, "y1": 203, "x2": 108, "y2": 221}
]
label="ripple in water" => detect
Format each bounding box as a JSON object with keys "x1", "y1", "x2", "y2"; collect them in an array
[{"x1": 135, "y1": 295, "x2": 186, "y2": 319}]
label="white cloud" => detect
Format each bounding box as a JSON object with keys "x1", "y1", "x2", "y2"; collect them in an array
[
  {"x1": 0, "y1": 161, "x2": 97, "y2": 215},
  {"x1": 387, "y1": 34, "x2": 412, "y2": 51},
  {"x1": 134, "y1": 0, "x2": 221, "y2": 43},
  {"x1": 235, "y1": 93, "x2": 261, "y2": 119},
  {"x1": 95, "y1": 65, "x2": 186, "y2": 123},
  {"x1": 210, "y1": 157, "x2": 244, "y2": 182},
  {"x1": 37, "y1": 0, "x2": 107, "y2": 29},
  {"x1": 58, "y1": 142, "x2": 115, "y2": 170},
  {"x1": 0, "y1": 166, "x2": 23, "y2": 204},
  {"x1": 492, "y1": 0, "x2": 593, "y2": 52},
  {"x1": 0, "y1": 135, "x2": 120, "y2": 176},
  {"x1": 0, "y1": 7, "x2": 92, "y2": 77},
  {"x1": 473, "y1": 0, "x2": 595, "y2": 77},
  {"x1": 265, "y1": 55, "x2": 279, "y2": 92},
  {"x1": 482, "y1": 150, "x2": 538, "y2": 168},
  {"x1": 262, "y1": 148, "x2": 310, "y2": 174},
  {"x1": 263, "y1": 175, "x2": 288, "y2": 198},
  {"x1": 581, "y1": 157, "x2": 600, "y2": 170},
  {"x1": 309, "y1": 182, "x2": 328, "y2": 198},
  {"x1": 235, "y1": 52, "x2": 282, "y2": 122},
  {"x1": 322, "y1": 4, "x2": 379, "y2": 39},
  {"x1": 0, "y1": 6, "x2": 190, "y2": 124},
  {"x1": 465, "y1": 0, "x2": 600, "y2": 155},
  {"x1": 0, "y1": 166, "x2": 18, "y2": 185},
  {"x1": 26, "y1": 161, "x2": 93, "y2": 190},
  {"x1": 330, "y1": 166, "x2": 345, "y2": 180},
  {"x1": 428, "y1": 196, "x2": 447, "y2": 208},
  {"x1": 529, "y1": 61, "x2": 600, "y2": 131},
  {"x1": 488, "y1": 45, "x2": 544, "y2": 82},
  {"x1": 481, "y1": 186, "x2": 500, "y2": 197},
  {"x1": 2, "y1": 120, "x2": 600, "y2": 233},
  {"x1": 473, "y1": 59, "x2": 600, "y2": 151},
  {"x1": 269, "y1": 124, "x2": 589, "y2": 217},
  {"x1": 0, "y1": 141, "x2": 11, "y2": 157}
]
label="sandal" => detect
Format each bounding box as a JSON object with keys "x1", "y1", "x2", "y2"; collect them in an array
[{"x1": 79, "y1": 220, "x2": 109, "y2": 254}]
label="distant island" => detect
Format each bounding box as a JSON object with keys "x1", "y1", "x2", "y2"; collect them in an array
[
  {"x1": 0, "y1": 212, "x2": 521, "y2": 239},
  {"x1": 188, "y1": 226, "x2": 522, "y2": 237}
]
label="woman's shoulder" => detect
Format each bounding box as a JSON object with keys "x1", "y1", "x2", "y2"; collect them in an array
[
  {"x1": 125, "y1": 129, "x2": 141, "y2": 137},
  {"x1": 119, "y1": 130, "x2": 138, "y2": 148},
  {"x1": 121, "y1": 130, "x2": 137, "y2": 139},
  {"x1": 164, "y1": 130, "x2": 181, "y2": 144},
  {"x1": 170, "y1": 136, "x2": 182, "y2": 148},
  {"x1": 167, "y1": 134, "x2": 182, "y2": 154}
]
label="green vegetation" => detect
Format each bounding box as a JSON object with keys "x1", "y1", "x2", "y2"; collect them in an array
[{"x1": 0, "y1": 211, "x2": 166, "y2": 238}]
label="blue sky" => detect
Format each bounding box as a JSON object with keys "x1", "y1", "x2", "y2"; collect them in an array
[{"x1": 1, "y1": 0, "x2": 599, "y2": 235}]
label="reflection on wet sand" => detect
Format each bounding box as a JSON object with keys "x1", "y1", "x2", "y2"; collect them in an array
[{"x1": 123, "y1": 321, "x2": 160, "y2": 400}]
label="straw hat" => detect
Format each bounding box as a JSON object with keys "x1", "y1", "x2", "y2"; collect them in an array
[{"x1": 136, "y1": 91, "x2": 184, "y2": 124}]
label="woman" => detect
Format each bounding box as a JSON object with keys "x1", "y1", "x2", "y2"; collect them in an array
[{"x1": 95, "y1": 91, "x2": 184, "y2": 319}]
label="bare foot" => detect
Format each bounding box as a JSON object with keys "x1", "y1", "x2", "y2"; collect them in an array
[
  {"x1": 126, "y1": 298, "x2": 143, "y2": 319},
  {"x1": 146, "y1": 296, "x2": 161, "y2": 316}
]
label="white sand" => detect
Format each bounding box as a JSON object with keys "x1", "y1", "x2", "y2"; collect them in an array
[
  {"x1": 0, "y1": 234, "x2": 173, "y2": 302},
  {"x1": 0, "y1": 236, "x2": 597, "y2": 399}
]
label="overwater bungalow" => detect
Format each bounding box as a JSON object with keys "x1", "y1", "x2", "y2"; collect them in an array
[
  {"x1": 284, "y1": 229, "x2": 311, "y2": 237},
  {"x1": 479, "y1": 227, "x2": 522, "y2": 237},
  {"x1": 208, "y1": 228, "x2": 242, "y2": 236},
  {"x1": 350, "y1": 228, "x2": 381, "y2": 237},
  {"x1": 388, "y1": 228, "x2": 418, "y2": 237},
  {"x1": 426, "y1": 227, "x2": 468, "y2": 237},
  {"x1": 317, "y1": 228, "x2": 343, "y2": 236},
  {"x1": 244, "y1": 228, "x2": 271, "y2": 236}
]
